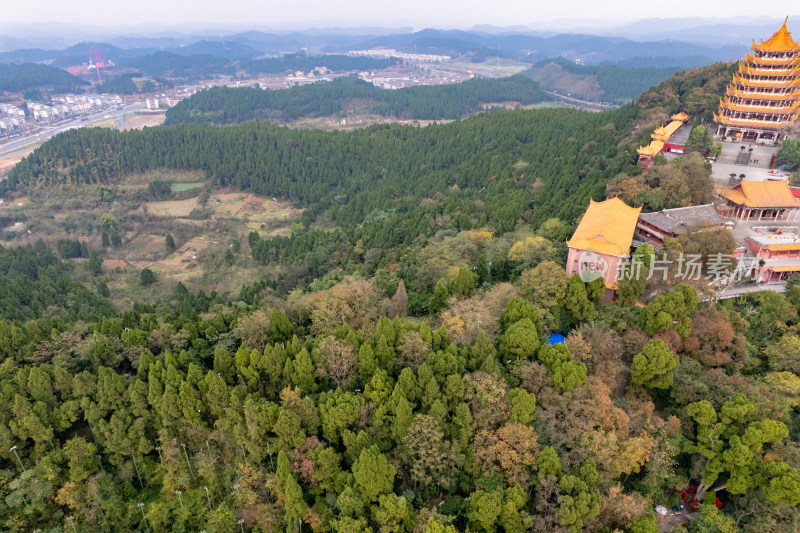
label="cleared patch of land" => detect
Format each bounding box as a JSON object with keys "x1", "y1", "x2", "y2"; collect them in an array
[
  {"x1": 87, "y1": 116, "x2": 121, "y2": 129},
  {"x1": 0, "y1": 195, "x2": 29, "y2": 209},
  {"x1": 120, "y1": 169, "x2": 205, "y2": 186},
  {"x1": 525, "y1": 62, "x2": 603, "y2": 102},
  {"x1": 121, "y1": 112, "x2": 166, "y2": 131},
  {"x1": 438, "y1": 59, "x2": 530, "y2": 78},
  {"x1": 145, "y1": 197, "x2": 200, "y2": 217},
  {"x1": 0, "y1": 151, "x2": 31, "y2": 174},
  {"x1": 1, "y1": 169, "x2": 300, "y2": 302}
]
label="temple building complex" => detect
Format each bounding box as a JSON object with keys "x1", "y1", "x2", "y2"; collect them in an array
[
  {"x1": 715, "y1": 180, "x2": 800, "y2": 220},
  {"x1": 636, "y1": 205, "x2": 729, "y2": 248},
  {"x1": 714, "y1": 17, "x2": 800, "y2": 143},
  {"x1": 636, "y1": 112, "x2": 691, "y2": 168},
  {"x1": 566, "y1": 198, "x2": 642, "y2": 297}
]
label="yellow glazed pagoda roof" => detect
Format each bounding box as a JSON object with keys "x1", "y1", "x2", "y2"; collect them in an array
[
  {"x1": 652, "y1": 120, "x2": 683, "y2": 141},
  {"x1": 763, "y1": 243, "x2": 800, "y2": 252},
  {"x1": 726, "y1": 86, "x2": 800, "y2": 100},
  {"x1": 739, "y1": 62, "x2": 800, "y2": 76},
  {"x1": 744, "y1": 52, "x2": 800, "y2": 66},
  {"x1": 637, "y1": 140, "x2": 664, "y2": 157},
  {"x1": 567, "y1": 197, "x2": 642, "y2": 256},
  {"x1": 714, "y1": 112, "x2": 798, "y2": 129},
  {"x1": 670, "y1": 112, "x2": 690, "y2": 122},
  {"x1": 715, "y1": 180, "x2": 800, "y2": 208},
  {"x1": 753, "y1": 17, "x2": 799, "y2": 52},
  {"x1": 732, "y1": 74, "x2": 800, "y2": 87},
  {"x1": 768, "y1": 265, "x2": 800, "y2": 272},
  {"x1": 719, "y1": 96, "x2": 800, "y2": 114}
]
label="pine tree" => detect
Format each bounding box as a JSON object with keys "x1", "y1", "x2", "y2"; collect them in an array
[
  {"x1": 358, "y1": 342, "x2": 377, "y2": 381},
  {"x1": 268, "y1": 310, "x2": 293, "y2": 345},
  {"x1": 429, "y1": 281, "x2": 449, "y2": 314},
  {"x1": 291, "y1": 348, "x2": 317, "y2": 393}
]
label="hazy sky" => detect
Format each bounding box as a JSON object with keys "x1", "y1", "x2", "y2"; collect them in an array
[{"x1": 2, "y1": 0, "x2": 799, "y2": 29}]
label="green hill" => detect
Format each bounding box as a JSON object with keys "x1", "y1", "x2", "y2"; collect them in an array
[
  {"x1": 523, "y1": 57, "x2": 681, "y2": 104},
  {"x1": 164, "y1": 75, "x2": 550, "y2": 124}
]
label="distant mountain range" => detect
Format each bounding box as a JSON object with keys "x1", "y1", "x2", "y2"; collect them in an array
[
  {"x1": 2, "y1": 17, "x2": 796, "y2": 74},
  {"x1": 0, "y1": 29, "x2": 749, "y2": 70}
]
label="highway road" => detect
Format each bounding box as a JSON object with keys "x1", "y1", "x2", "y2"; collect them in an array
[{"x1": 0, "y1": 102, "x2": 144, "y2": 158}]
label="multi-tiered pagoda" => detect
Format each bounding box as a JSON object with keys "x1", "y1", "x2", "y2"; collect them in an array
[{"x1": 715, "y1": 17, "x2": 800, "y2": 143}]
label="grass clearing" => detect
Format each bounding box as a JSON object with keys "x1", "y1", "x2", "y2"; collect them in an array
[
  {"x1": 145, "y1": 197, "x2": 200, "y2": 217},
  {"x1": 119, "y1": 169, "x2": 205, "y2": 187},
  {"x1": 121, "y1": 113, "x2": 166, "y2": 131},
  {"x1": 172, "y1": 182, "x2": 204, "y2": 191},
  {"x1": 88, "y1": 116, "x2": 120, "y2": 129}
]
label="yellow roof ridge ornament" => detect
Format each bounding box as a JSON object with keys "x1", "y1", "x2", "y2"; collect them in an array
[{"x1": 755, "y1": 16, "x2": 798, "y2": 51}]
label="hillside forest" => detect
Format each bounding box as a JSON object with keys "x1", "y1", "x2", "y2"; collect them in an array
[
  {"x1": 523, "y1": 58, "x2": 680, "y2": 104},
  {"x1": 162, "y1": 76, "x2": 550, "y2": 124},
  {"x1": 1, "y1": 63, "x2": 799, "y2": 533}
]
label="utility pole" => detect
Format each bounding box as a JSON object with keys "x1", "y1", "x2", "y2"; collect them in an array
[
  {"x1": 10, "y1": 446, "x2": 25, "y2": 472},
  {"x1": 138, "y1": 502, "x2": 150, "y2": 533},
  {"x1": 175, "y1": 490, "x2": 184, "y2": 509},
  {"x1": 204, "y1": 486, "x2": 213, "y2": 511},
  {"x1": 132, "y1": 456, "x2": 143, "y2": 488},
  {"x1": 181, "y1": 443, "x2": 194, "y2": 478},
  {"x1": 238, "y1": 519, "x2": 245, "y2": 533},
  {"x1": 155, "y1": 446, "x2": 163, "y2": 465},
  {"x1": 67, "y1": 516, "x2": 77, "y2": 533}
]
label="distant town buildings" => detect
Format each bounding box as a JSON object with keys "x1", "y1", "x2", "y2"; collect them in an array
[
  {"x1": 146, "y1": 87, "x2": 202, "y2": 109},
  {"x1": 0, "y1": 104, "x2": 27, "y2": 136},
  {"x1": 714, "y1": 17, "x2": 800, "y2": 143},
  {"x1": 347, "y1": 49, "x2": 452, "y2": 64},
  {"x1": 23, "y1": 94, "x2": 122, "y2": 124}
]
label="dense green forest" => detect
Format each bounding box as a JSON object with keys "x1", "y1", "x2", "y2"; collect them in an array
[
  {"x1": 2, "y1": 235, "x2": 800, "y2": 532},
  {"x1": 0, "y1": 63, "x2": 87, "y2": 93},
  {"x1": 635, "y1": 62, "x2": 737, "y2": 123},
  {"x1": 96, "y1": 74, "x2": 169, "y2": 95},
  {"x1": 124, "y1": 52, "x2": 236, "y2": 81},
  {"x1": 4, "y1": 62, "x2": 798, "y2": 532},
  {"x1": 0, "y1": 241, "x2": 113, "y2": 321},
  {"x1": 163, "y1": 75, "x2": 549, "y2": 123},
  {"x1": 244, "y1": 53, "x2": 396, "y2": 74},
  {"x1": 7, "y1": 101, "x2": 638, "y2": 289}
]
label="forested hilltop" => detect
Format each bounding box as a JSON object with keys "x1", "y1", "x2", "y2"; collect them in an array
[
  {"x1": 163, "y1": 75, "x2": 550, "y2": 124},
  {"x1": 0, "y1": 63, "x2": 87, "y2": 93},
  {"x1": 523, "y1": 58, "x2": 680, "y2": 104},
  {"x1": 6, "y1": 103, "x2": 639, "y2": 291},
  {"x1": 4, "y1": 62, "x2": 800, "y2": 533}
]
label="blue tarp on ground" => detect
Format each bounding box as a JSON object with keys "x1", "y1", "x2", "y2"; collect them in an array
[{"x1": 546, "y1": 333, "x2": 566, "y2": 345}]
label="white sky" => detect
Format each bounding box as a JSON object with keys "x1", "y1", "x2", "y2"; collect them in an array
[{"x1": 1, "y1": 0, "x2": 798, "y2": 29}]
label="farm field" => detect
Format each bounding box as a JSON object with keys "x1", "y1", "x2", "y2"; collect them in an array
[{"x1": 0, "y1": 170, "x2": 300, "y2": 300}]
